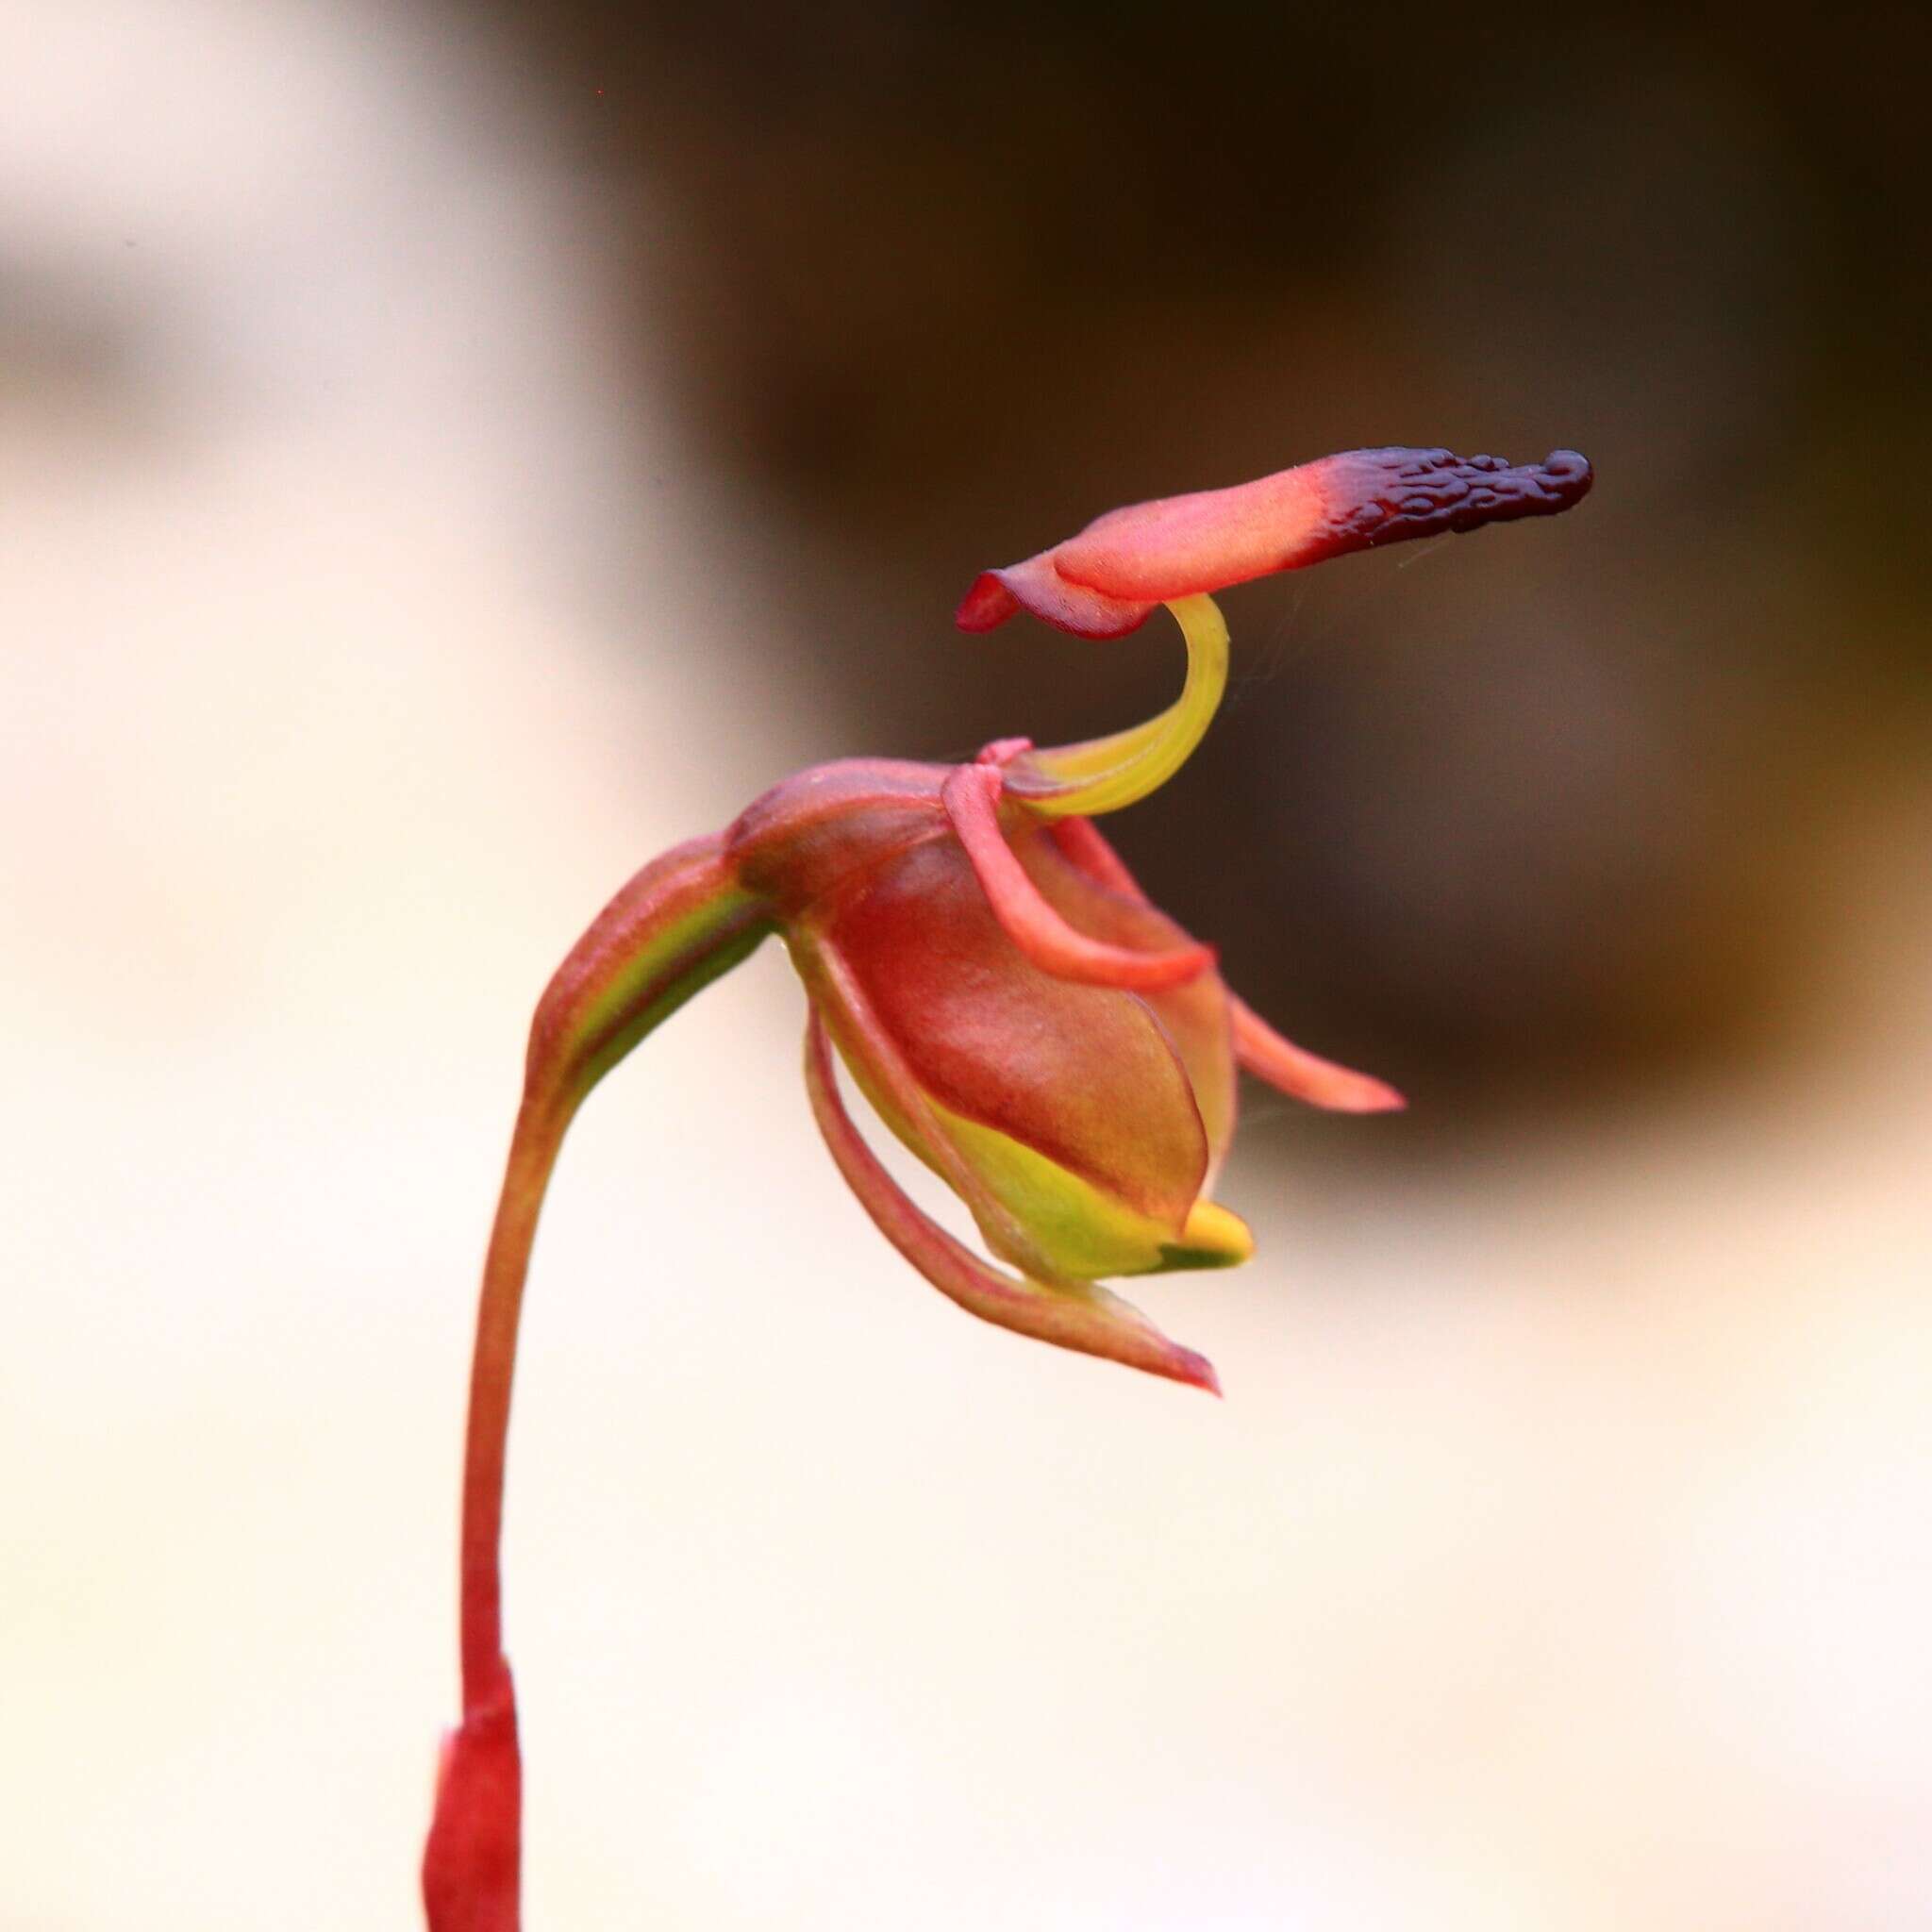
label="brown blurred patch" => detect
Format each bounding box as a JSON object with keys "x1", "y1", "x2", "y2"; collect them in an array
[{"x1": 460, "y1": 0, "x2": 1932, "y2": 1139}]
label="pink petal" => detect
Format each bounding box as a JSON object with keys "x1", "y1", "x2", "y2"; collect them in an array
[{"x1": 957, "y1": 446, "x2": 1593, "y2": 639}]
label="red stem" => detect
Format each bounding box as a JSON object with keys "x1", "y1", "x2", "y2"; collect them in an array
[
  {"x1": 423, "y1": 1091, "x2": 575, "y2": 1932},
  {"x1": 425, "y1": 834, "x2": 768, "y2": 1931},
  {"x1": 458, "y1": 1091, "x2": 573, "y2": 1706}
]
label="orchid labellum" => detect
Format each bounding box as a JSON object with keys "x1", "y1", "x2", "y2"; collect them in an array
[{"x1": 421, "y1": 444, "x2": 1592, "y2": 1929}]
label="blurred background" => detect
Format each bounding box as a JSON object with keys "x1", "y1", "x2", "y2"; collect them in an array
[{"x1": 4, "y1": 1, "x2": 1928, "y2": 1925}]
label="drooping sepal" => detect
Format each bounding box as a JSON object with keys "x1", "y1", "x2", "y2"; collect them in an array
[{"x1": 804, "y1": 1013, "x2": 1220, "y2": 1393}]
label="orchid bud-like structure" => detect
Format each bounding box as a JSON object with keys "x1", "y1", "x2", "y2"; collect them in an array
[{"x1": 422, "y1": 444, "x2": 1592, "y2": 1929}]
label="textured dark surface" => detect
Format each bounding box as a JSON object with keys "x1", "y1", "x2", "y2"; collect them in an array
[{"x1": 1325, "y1": 448, "x2": 1595, "y2": 554}]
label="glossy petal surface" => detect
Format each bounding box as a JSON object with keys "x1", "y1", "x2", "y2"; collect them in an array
[
  {"x1": 802, "y1": 834, "x2": 1209, "y2": 1238},
  {"x1": 1016, "y1": 820, "x2": 1239, "y2": 1180}
]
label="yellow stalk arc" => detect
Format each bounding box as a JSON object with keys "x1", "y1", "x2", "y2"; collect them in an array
[{"x1": 1004, "y1": 593, "x2": 1230, "y2": 819}]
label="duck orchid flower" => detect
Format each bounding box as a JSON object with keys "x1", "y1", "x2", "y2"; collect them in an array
[{"x1": 422, "y1": 443, "x2": 1592, "y2": 1930}]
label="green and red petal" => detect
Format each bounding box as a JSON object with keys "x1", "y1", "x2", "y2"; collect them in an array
[{"x1": 793, "y1": 834, "x2": 1211, "y2": 1261}]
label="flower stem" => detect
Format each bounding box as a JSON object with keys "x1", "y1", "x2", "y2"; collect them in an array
[
  {"x1": 423, "y1": 835, "x2": 770, "y2": 1932},
  {"x1": 459, "y1": 1091, "x2": 574, "y2": 1704},
  {"x1": 423, "y1": 1091, "x2": 574, "y2": 1932}
]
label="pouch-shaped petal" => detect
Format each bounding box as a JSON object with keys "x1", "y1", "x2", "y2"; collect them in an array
[
  {"x1": 957, "y1": 446, "x2": 1593, "y2": 639},
  {"x1": 793, "y1": 833, "x2": 1211, "y2": 1280},
  {"x1": 1010, "y1": 820, "x2": 1238, "y2": 1184}
]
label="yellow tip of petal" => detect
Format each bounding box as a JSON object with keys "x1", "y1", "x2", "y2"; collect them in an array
[{"x1": 1153, "y1": 1198, "x2": 1256, "y2": 1274}]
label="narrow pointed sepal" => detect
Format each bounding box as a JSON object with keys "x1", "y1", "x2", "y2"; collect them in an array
[
  {"x1": 941, "y1": 762, "x2": 1215, "y2": 989},
  {"x1": 805, "y1": 1014, "x2": 1220, "y2": 1393},
  {"x1": 422, "y1": 1657, "x2": 522, "y2": 1932},
  {"x1": 1046, "y1": 813, "x2": 1150, "y2": 898},
  {"x1": 1044, "y1": 814, "x2": 1405, "y2": 1114},
  {"x1": 1230, "y1": 996, "x2": 1406, "y2": 1114}
]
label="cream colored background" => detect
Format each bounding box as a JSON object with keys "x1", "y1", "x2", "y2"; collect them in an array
[{"x1": 4, "y1": 4, "x2": 1930, "y2": 1926}]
